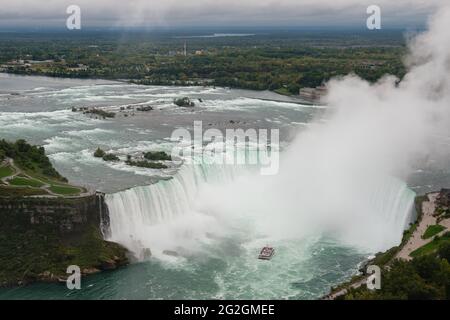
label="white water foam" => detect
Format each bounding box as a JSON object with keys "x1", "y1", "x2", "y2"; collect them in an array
[
  {"x1": 105, "y1": 155, "x2": 415, "y2": 260},
  {"x1": 105, "y1": 160, "x2": 246, "y2": 260}
]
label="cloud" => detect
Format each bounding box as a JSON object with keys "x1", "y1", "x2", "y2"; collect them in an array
[{"x1": 0, "y1": 0, "x2": 445, "y2": 28}]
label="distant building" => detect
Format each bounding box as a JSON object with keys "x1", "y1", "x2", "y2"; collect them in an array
[
  {"x1": 26, "y1": 59, "x2": 55, "y2": 65},
  {"x1": 2, "y1": 59, "x2": 55, "y2": 70},
  {"x1": 299, "y1": 85, "x2": 328, "y2": 101},
  {"x1": 68, "y1": 64, "x2": 88, "y2": 72},
  {"x1": 359, "y1": 60, "x2": 385, "y2": 70},
  {"x1": 2, "y1": 60, "x2": 30, "y2": 69}
]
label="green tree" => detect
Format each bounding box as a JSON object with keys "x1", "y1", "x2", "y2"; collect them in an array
[
  {"x1": 438, "y1": 242, "x2": 450, "y2": 262},
  {"x1": 94, "y1": 147, "x2": 106, "y2": 158}
]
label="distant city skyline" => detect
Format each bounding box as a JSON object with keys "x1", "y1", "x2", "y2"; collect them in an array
[{"x1": 0, "y1": 0, "x2": 444, "y2": 30}]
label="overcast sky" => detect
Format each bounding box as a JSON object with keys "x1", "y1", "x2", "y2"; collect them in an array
[{"x1": 0, "y1": 0, "x2": 445, "y2": 29}]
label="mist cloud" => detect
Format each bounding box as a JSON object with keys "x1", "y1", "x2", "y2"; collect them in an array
[
  {"x1": 0, "y1": 0, "x2": 445, "y2": 28},
  {"x1": 195, "y1": 3, "x2": 450, "y2": 253}
]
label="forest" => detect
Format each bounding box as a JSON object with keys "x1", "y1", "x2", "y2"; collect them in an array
[{"x1": 0, "y1": 29, "x2": 407, "y2": 95}]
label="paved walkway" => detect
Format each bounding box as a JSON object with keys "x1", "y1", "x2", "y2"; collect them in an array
[
  {"x1": 0, "y1": 158, "x2": 18, "y2": 184},
  {"x1": 396, "y1": 193, "x2": 449, "y2": 261},
  {"x1": 322, "y1": 277, "x2": 368, "y2": 300},
  {"x1": 323, "y1": 192, "x2": 450, "y2": 300},
  {"x1": 1, "y1": 157, "x2": 91, "y2": 198}
]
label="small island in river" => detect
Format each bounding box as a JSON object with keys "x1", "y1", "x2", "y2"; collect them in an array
[{"x1": 0, "y1": 139, "x2": 129, "y2": 287}]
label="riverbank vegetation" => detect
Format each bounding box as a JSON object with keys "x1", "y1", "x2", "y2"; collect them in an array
[
  {"x1": 0, "y1": 139, "x2": 65, "y2": 182},
  {"x1": 339, "y1": 194, "x2": 450, "y2": 300},
  {"x1": 0, "y1": 140, "x2": 128, "y2": 286},
  {"x1": 0, "y1": 30, "x2": 406, "y2": 95},
  {"x1": 93, "y1": 147, "x2": 170, "y2": 169},
  {"x1": 0, "y1": 139, "x2": 84, "y2": 197},
  {"x1": 343, "y1": 239, "x2": 450, "y2": 300},
  {"x1": 0, "y1": 165, "x2": 14, "y2": 179},
  {"x1": 128, "y1": 151, "x2": 171, "y2": 169},
  {"x1": 126, "y1": 159, "x2": 168, "y2": 169},
  {"x1": 86, "y1": 108, "x2": 116, "y2": 119},
  {"x1": 0, "y1": 197, "x2": 128, "y2": 287},
  {"x1": 422, "y1": 225, "x2": 446, "y2": 240},
  {"x1": 93, "y1": 148, "x2": 120, "y2": 162},
  {"x1": 144, "y1": 151, "x2": 172, "y2": 161},
  {"x1": 102, "y1": 153, "x2": 120, "y2": 162},
  {"x1": 94, "y1": 147, "x2": 106, "y2": 158},
  {"x1": 411, "y1": 232, "x2": 450, "y2": 258}
]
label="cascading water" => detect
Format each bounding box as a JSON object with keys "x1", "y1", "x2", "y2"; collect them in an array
[
  {"x1": 331, "y1": 177, "x2": 416, "y2": 251},
  {"x1": 368, "y1": 178, "x2": 416, "y2": 247},
  {"x1": 105, "y1": 150, "x2": 416, "y2": 260},
  {"x1": 105, "y1": 159, "x2": 250, "y2": 259}
]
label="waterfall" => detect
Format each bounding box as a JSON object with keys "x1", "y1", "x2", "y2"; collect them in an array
[
  {"x1": 105, "y1": 157, "x2": 416, "y2": 259},
  {"x1": 97, "y1": 192, "x2": 111, "y2": 239},
  {"x1": 372, "y1": 178, "x2": 416, "y2": 229},
  {"x1": 105, "y1": 160, "x2": 249, "y2": 259},
  {"x1": 365, "y1": 177, "x2": 416, "y2": 250}
]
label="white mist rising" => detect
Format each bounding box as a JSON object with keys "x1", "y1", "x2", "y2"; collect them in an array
[
  {"x1": 195, "y1": 5, "x2": 450, "y2": 253},
  {"x1": 107, "y1": 6, "x2": 450, "y2": 258}
]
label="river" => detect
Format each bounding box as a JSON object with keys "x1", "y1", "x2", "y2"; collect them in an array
[{"x1": 0, "y1": 73, "x2": 448, "y2": 300}]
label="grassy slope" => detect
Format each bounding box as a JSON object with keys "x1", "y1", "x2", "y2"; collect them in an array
[
  {"x1": 8, "y1": 176, "x2": 44, "y2": 188},
  {"x1": 21, "y1": 168, "x2": 85, "y2": 195},
  {"x1": 1, "y1": 139, "x2": 84, "y2": 197},
  {"x1": 422, "y1": 225, "x2": 446, "y2": 240},
  {"x1": 48, "y1": 185, "x2": 83, "y2": 195},
  {"x1": 0, "y1": 165, "x2": 14, "y2": 179},
  {"x1": 411, "y1": 232, "x2": 450, "y2": 258}
]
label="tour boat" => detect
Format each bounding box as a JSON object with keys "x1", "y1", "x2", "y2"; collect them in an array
[{"x1": 258, "y1": 246, "x2": 275, "y2": 260}]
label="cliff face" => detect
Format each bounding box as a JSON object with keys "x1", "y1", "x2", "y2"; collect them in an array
[
  {"x1": 0, "y1": 194, "x2": 128, "y2": 287},
  {"x1": 0, "y1": 194, "x2": 106, "y2": 233}
]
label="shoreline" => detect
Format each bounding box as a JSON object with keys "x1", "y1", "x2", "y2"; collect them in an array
[
  {"x1": 323, "y1": 190, "x2": 450, "y2": 300},
  {"x1": 0, "y1": 141, "x2": 130, "y2": 288},
  {"x1": 0, "y1": 72, "x2": 317, "y2": 106}
]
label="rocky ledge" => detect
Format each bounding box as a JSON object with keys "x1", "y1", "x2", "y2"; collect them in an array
[{"x1": 0, "y1": 193, "x2": 129, "y2": 287}]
